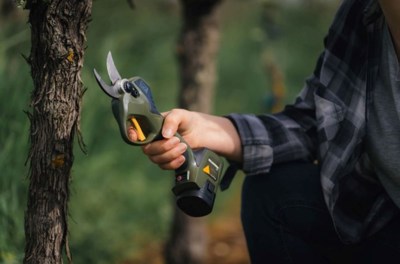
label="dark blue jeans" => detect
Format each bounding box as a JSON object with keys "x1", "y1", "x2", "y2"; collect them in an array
[{"x1": 241, "y1": 161, "x2": 400, "y2": 264}]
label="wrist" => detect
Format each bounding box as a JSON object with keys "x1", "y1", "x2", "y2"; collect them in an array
[{"x1": 198, "y1": 114, "x2": 242, "y2": 162}]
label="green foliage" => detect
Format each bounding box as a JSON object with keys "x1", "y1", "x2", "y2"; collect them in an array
[
  {"x1": 0, "y1": 0, "x2": 339, "y2": 263},
  {"x1": 0, "y1": 21, "x2": 30, "y2": 264}
]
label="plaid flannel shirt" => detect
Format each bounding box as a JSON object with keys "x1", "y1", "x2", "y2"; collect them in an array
[{"x1": 226, "y1": 0, "x2": 398, "y2": 244}]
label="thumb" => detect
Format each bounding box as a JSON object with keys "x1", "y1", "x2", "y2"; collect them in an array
[{"x1": 161, "y1": 110, "x2": 180, "y2": 139}]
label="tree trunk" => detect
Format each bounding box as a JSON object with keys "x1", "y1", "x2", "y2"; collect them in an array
[
  {"x1": 176, "y1": 0, "x2": 222, "y2": 113},
  {"x1": 24, "y1": 1, "x2": 91, "y2": 263},
  {"x1": 165, "y1": 1, "x2": 222, "y2": 264}
]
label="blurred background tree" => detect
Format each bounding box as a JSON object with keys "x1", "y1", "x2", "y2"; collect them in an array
[
  {"x1": 0, "y1": 0, "x2": 339, "y2": 263},
  {"x1": 1, "y1": 0, "x2": 16, "y2": 17},
  {"x1": 165, "y1": 1, "x2": 222, "y2": 264}
]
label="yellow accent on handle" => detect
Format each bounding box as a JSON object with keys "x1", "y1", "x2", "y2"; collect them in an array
[
  {"x1": 203, "y1": 165, "x2": 211, "y2": 175},
  {"x1": 130, "y1": 117, "x2": 146, "y2": 141}
]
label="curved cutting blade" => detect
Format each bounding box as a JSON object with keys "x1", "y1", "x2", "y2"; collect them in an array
[
  {"x1": 107, "y1": 51, "x2": 122, "y2": 84},
  {"x1": 93, "y1": 68, "x2": 120, "y2": 99}
]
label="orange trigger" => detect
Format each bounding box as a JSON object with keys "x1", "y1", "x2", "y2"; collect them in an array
[{"x1": 130, "y1": 117, "x2": 146, "y2": 142}]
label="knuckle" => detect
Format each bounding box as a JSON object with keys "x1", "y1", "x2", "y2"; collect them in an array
[
  {"x1": 141, "y1": 145, "x2": 151, "y2": 155},
  {"x1": 159, "y1": 163, "x2": 172, "y2": 170}
]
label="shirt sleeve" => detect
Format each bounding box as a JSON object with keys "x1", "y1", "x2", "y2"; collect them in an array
[
  {"x1": 226, "y1": 113, "x2": 274, "y2": 176},
  {"x1": 227, "y1": 72, "x2": 320, "y2": 177}
]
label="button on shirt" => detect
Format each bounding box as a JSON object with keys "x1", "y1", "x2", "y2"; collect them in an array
[{"x1": 227, "y1": 0, "x2": 398, "y2": 244}]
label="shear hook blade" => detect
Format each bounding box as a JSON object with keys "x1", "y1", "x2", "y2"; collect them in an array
[{"x1": 107, "y1": 51, "x2": 122, "y2": 84}]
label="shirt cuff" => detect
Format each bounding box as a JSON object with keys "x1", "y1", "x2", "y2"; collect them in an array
[{"x1": 226, "y1": 113, "x2": 273, "y2": 176}]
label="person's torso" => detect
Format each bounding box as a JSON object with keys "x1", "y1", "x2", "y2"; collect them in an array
[{"x1": 366, "y1": 23, "x2": 400, "y2": 208}]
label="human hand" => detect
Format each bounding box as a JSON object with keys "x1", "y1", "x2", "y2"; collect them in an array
[
  {"x1": 127, "y1": 109, "x2": 198, "y2": 170},
  {"x1": 127, "y1": 108, "x2": 242, "y2": 170}
]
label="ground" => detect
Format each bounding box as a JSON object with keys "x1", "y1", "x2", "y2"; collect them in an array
[{"x1": 126, "y1": 186, "x2": 250, "y2": 264}]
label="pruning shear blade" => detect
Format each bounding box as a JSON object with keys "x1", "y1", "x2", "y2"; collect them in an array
[
  {"x1": 106, "y1": 51, "x2": 122, "y2": 84},
  {"x1": 93, "y1": 51, "x2": 123, "y2": 99}
]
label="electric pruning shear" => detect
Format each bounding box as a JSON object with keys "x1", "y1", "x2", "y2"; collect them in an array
[{"x1": 93, "y1": 52, "x2": 225, "y2": 217}]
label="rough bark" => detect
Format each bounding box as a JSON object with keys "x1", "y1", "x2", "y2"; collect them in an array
[
  {"x1": 165, "y1": 1, "x2": 222, "y2": 264},
  {"x1": 24, "y1": 1, "x2": 91, "y2": 263}
]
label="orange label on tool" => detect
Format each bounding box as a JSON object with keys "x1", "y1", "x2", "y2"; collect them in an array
[
  {"x1": 203, "y1": 159, "x2": 219, "y2": 181},
  {"x1": 203, "y1": 165, "x2": 211, "y2": 175}
]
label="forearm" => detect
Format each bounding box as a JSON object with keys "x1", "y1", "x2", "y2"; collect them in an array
[
  {"x1": 379, "y1": 0, "x2": 400, "y2": 58},
  {"x1": 194, "y1": 113, "x2": 242, "y2": 162}
]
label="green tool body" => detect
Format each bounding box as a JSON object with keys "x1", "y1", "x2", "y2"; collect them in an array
[{"x1": 94, "y1": 52, "x2": 224, "y2": 217}]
